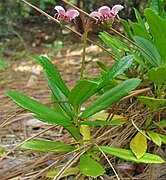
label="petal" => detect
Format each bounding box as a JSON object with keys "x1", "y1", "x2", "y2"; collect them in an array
[
  {"x1": 111, "y1": 4, "x2": 124, "y2": 16},
  {"x1": 89, "y1": 11, "x2": 100, "y2": 19},
  {"x1": 66, "y1": 9, "x2": 79, "y2": 20},
  {"x1": 98, "y1": 6, "x2": 111, "y2": 16},
  {"x1": 54, "y1": 5, "x2": 66, "y2": 16}
]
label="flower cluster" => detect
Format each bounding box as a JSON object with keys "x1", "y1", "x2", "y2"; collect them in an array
[
  {"x1": 54, "y1": 6, "x2": 79, "y2": 24},
  {"x1": 90, "y1": 5, "x2": 124, "y2": 25},
  {"x1": 54, "y1": 4, "x2": 124, "y2": 25}
]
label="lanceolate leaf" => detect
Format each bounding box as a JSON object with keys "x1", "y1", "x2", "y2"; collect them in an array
[
  {"x1": 158, "y1": 133, "x2": 166, "y2": 144},
  {"x1": 6, "y1": 90, "x2": 71, "y2": 127},
  {"x1": 134, "y1": 36, "x2": 161, "y2": 67},
  {"x1": 21, "y1": 140, "x2": 75, "y2": 152},
  {"x1": 46, "y1": 167, "x2": 79, "y2": 178},
  {"x1": 133, "y1": 8, "x2": 145, "y2": 27},
  {"x1": 130, "y1": 131, "x2": 147, "y2": 159},
  {"x1": 30, "y1": 55, "x2": 70, "y2": 96},
  {"x1": 145, "y1": 8, "x2": 166, "y2": 65},
  {"x1": 99, "y1": 32, "x2": 122, "y2": 58},
  {"x1": 132, "y1": 23, "x2": 151, "y2": 41},
  {"x1": 137, "y1": 96, "x2": 166, "y2": 109},
  {"x1": 45, "y1": 72, "x2": 73, "y2": 118},
  {"x1": 93, "y1": 146, "x2": 164, "y2": 163},
  {"x1": 78, "y1": 154, "x2": 105, "y2": 178},
  {"x1": 148, "y1": 66, "x2": 166, "y2": 85},
  {"x1": 98, "y1": 55, "x2": 133, "y2": 89},
  {"x1": 68, "y1": 80, "x2": 98, "y2": 108},
  {"x1": 149, "y1": 120, "x2": 166, "y2": 129},
  {"x1": 150, "y1": 0, "x2": 166, "y2": 19},
  {"x1": 81, "y1": 78, "x2": 141, "y2": 119},
  {"x1": 146, "y1": 130, "x2": 161, "y2": 146},
  {"x1": 81, "y1": 120, "x2": 122, "y2": 126}
]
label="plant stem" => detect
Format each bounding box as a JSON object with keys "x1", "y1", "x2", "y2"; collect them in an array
[{"x1": 80, "y1": 25, "x2": 89, "y2": 79}]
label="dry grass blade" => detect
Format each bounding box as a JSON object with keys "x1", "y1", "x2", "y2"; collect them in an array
[
  {"x1": 131, "y1": 118, "x2": 151, "y2": 140},
  {"x1": 0, "y1": 125, "x2": 57, "y2": 161},
  {"x1": 0, "y1": 110, "x2": 24, "y2": 128},
  {"x1": 95, "y1": 143, "x2": 121, "y2": 180},
  {"x1": 53, "y1": 149, "x2": 86, "y2": 180}
]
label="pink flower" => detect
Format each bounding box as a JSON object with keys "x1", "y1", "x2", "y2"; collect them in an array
[
  {"x1": 90, "y1": 5, "x2": 124, "y2": 24},
  {"x1": 54, "y1": 5, "x2": 79, "y2": 23}
]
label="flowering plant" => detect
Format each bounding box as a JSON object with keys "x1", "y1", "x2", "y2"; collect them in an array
[
  {"x1": 90, "y1": 5, "x2": 124, "y2": 25},
  {"x1": 54, "y1": 5, "x2": 79, "y2": 23},
  {"x1": 5, "y1": 1, "x2": 166, "y2": 179}
]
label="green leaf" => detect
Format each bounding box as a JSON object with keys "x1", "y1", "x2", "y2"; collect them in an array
[
  {"x1": 137, "y1": 96, "x2": 166, "y2": 109},
  {"x1": 149, "y1": 120, "x2": 166, "y2": 129},
  {"x1": 81, "y1": 78, "x2": 141, "y2": 119},
  {"x1": 68, "y1": 80, "x2": 98, "y2": 108},
  {"x1": 21, "y1": 140, "x2": 75, "y2": 152},
  {"x1": 45, "y1": 73, "x2": 73, "y2": 118},
  {"x1": 158, "y1": 133, "x2": 166, "y2": 144},
  {"x1": 93, "y1": 146, "x2": 164, "y2": 163},
  {"x1": 121, "y1": 19, "x2": 134, "y2": 39},
  {"x1": 78, "y1": 154, "x2": 105, "y2": 178},
  {"x1": 148, "y1": 66, "x2": 166, "y2": 85},
  {"x1": 133, "y1": 8, "x2": 145, "y2": 27},
  {"x1": 99, "y1": 32, "x2": 129, "y2": 56},
  {"x1": 130, "y1": 132, "x2": 147, "y2": 159},
  {"x1": 50, "y1": 92, "x2": 68, "y2": 117},
  {"x1": 6, "y1": 90, "x2": 71, "y2": 127},
  {"x1": 134, "y1": 36, "x2": 161, "y2": 67},
  {"x1": 145, "y1": 8, "x2": 166, "y2": 65},
  {"x1": 91, "y1": 112, "x2": 125, "y2": 122},
  {"x1": 133, "y1": 53, "x2": 148, "y2": 70},
  {"x1": 81, "y1": 120, "x2": 122, "y2": 126},
  {"x1": 146, "y1": 131, "x2": 162, "y2": 146},
  {"x1": 30, "y1": 55, "x2": 70, "y2": 96},
  {"x1": 131, "y1": 23, "x2": 151, "y2": 41},
  {"x1": 46, "y1": 167, "x2": 79, "y2": 178},
  {"x1": 99, "y1": 33, "x2": 122, "y2": 58},
  {"x1": 97, "y1": 61, "x2": 109, "y2": 72},
  {"x1": 150, "y1": 0, "x2": 166, "y2": 20},
  {"x1": 98, "y1": 55, "x2": 133, "y2": 89}
]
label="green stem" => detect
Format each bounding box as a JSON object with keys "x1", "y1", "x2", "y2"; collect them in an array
[{"x1": 80, "y1": 25, "x2": 89, "y2": 79}]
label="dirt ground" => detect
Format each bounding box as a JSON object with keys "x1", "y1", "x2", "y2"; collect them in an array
[{"x1": 0, "y1": 14, "x2": 166, "y2": 179}]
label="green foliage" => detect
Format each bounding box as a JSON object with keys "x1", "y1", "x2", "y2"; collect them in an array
[
  {"x1": 134, "y1": 36, "x2": 161, "y2": 67},
  {"x1": 146, "y1": 131, "x2": 162, "y2": 146},
  {"x1": 78, "y1": 154, "x2": 105, "y2": 178},
  {"x1": 21, "y1": 140, "x2": 75, "y2": 152},
  {"x1": 5, "y1": 1, "x2": 166, "y2": 178},
  {"x1": 137, "y1": 96, "x2": 166, "y2": 109},
  {"x1": 46, "y1": 167, "x2": 79, "y2": 178},
  {"x1": 144, "y1": 8, "x2": 166, "y2": 65},
  {"x1": 30, "y1": 55, "x2": 70, "y2": 97},
  {"x1": 6, "y1": 90, "x2": 71, "y2": 127},
  {"x1": 82, "y1": 120, "x2": 122, "y2": 127},
  {"x1": 81, "y1": 78, "x2": 141, "y2": 119},
  {"x1": 93, "y1": 146, "x2": 164, "y2": 163},
  {"x1": 130, "y1": 132, "x2": 147, "y2": 159},
  {"x1": 148, "y1": 66, "x2": 166, "y2": 85},
  {"x1": 150, "y1": 0, "x2": 166, "y2": 19},
  {"x1": 68, "y1": 80, "x2": 98, "y2": 109}
]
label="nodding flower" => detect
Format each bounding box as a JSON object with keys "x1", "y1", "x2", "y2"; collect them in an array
[
  {"x1": 54, "y1": 5, "x2": 79, "y2": 23},
  {"x1": 90, "y1": 5, "x2": 124, "y2": 25}
]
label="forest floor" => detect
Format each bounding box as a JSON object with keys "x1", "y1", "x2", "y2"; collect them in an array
[{"x1": 0, "y1": 15, "x2": 166, "y2": 180}]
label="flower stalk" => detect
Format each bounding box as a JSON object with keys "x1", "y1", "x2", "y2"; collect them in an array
[{"x1": 80, "y1": 23, "x2": 89, "y2": 79}]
